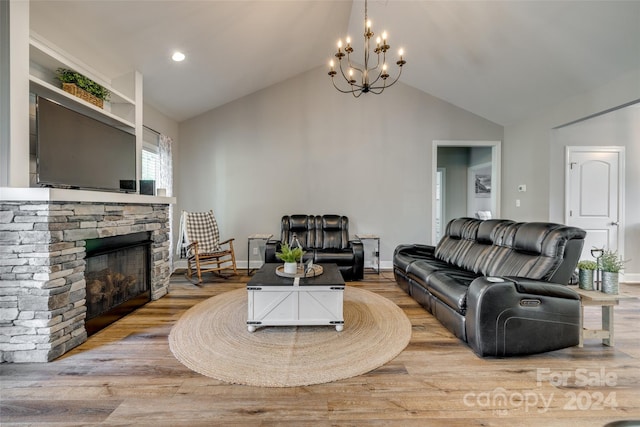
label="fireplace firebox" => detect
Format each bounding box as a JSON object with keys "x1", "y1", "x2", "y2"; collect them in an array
[{"x1": 85, "y1": 232, "x2": 152, "y2": 335}]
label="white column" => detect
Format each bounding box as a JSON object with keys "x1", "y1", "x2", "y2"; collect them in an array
[{"x1": 1, "y1": 0, "x2": 31, "y2": 187}]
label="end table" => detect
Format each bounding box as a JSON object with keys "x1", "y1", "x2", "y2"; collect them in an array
[
  {"x1": 355, "y1": 234, "x2": 380, "y2": 274},
  {"x1": 574, "y1": 287, "x2": 635, "y2": 347},
  {"x1": 247, "y1": 234, "x2": 273, "y2": 276}
]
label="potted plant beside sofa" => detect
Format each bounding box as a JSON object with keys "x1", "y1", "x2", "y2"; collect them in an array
[
  {"x1": 577, "y1": 260, "x2": 597, "y2": 290},
  {"x1": 600, "y1": 250, "x2": 626, "y2": 294}
]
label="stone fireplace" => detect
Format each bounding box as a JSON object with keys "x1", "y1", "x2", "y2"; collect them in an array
[{"x1": 0, "y1": 196, "x2": 172, "y2": 363}]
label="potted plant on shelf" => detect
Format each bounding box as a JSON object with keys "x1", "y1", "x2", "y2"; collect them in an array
[
  {"x1": 600, "y1": 250, "x2": 627, "y2": 294},
  {"x1": 577, "y1": 260, "x2": 597, "y2": 290},
  {"x1": 56, "y1": 68, "x2": 111, "y2": 108},
  {"x1": 276, "y1": 242, "x2": 304, "y2": 275}
]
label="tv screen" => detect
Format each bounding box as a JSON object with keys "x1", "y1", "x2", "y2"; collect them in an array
[{"x1": 36, "y1": 96, "x2": 136, "y2": 192}]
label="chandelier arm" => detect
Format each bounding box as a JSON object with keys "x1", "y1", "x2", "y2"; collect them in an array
[
  {"x1": 370, "y1": 67, "x2": 404, "y2": 90},
  {"x1": 338, "y1": 59, "x2": 364, "y2": 85},
  {"x1": 331, "y1": 78, "x2": 363, "y2": 94},
  {"x1": 333, "y1": 83, "x2": 354, "y2": 93},
  {"x1": 367, "y1": 51, "x2": 382, "y2": 73},
  {"x1": 367, "y1": 70, "x2": 383, "y2": 88},
  {"x1": 368, "y1": 76, "x2": 389, "y2": 94},
  {"x1": 345, "y1": 53, "x2": 364, "y2": 74}
]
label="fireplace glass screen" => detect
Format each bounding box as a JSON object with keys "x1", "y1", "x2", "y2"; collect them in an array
[{"x1": 85, "y1": 235, "x2": 151, "y2": 335}]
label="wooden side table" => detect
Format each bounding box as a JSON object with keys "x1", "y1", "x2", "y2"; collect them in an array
[{"x1": 574, "y1": 287, "x2": 633, "y2": 347}]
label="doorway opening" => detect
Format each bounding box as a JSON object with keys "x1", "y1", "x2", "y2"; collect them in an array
[{"x1": 432, "y1": 140, "x2": 501, "y2": 245}]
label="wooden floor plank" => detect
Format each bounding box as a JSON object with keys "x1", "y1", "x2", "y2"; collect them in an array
[{"x1": 1, "y1": 271, "x2": 639, "y2": 426}]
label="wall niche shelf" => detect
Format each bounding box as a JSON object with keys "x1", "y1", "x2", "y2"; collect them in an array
[
  {"x1": 29, "y1": 32, "x2": 137, "y2": 130},
  {"x1": 28, "y1": 77, "x2": 135, "y2": 130}
]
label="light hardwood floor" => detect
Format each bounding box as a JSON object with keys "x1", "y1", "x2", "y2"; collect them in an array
[{"x1": 1, "y1": 271, "x2": 639, "y2": 426}]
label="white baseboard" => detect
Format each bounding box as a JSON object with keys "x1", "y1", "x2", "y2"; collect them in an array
[
  {"x1": 172, "y1": 259, "x2": 635, "y2": 282},
  {"x1": 171, "y1": 259, "x2": 395, "y2": 274}
]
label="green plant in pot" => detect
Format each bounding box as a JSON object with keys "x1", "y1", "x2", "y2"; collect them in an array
[
  {"x1": 276, "y1": 242, "x2": 304, "y2": 275},
  {"x1": 577, "y1": 260, "x2": 597, "y2": 290},
  {"x1": 599, "y1": 250, "x2": 626, "y2": 294},
  {"x1": 56, "y1": 68, "x2": 111, "y2": 102}
]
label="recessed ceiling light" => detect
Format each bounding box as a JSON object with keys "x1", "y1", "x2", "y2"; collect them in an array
[{"x1": 172, "y1": 51, "x2": 186, "y2": 62}]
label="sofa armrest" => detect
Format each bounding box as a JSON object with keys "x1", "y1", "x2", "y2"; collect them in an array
[
  {"x1": 264, "y1": 240, "x2": 281, "y2": 263},
  {"x1": 349, "y1": 239, "x2": 364, "y2": 280},
  {"x1": 465, "y1": 277, "x2": 580, "y2": 357},
  {"x1": 505, "y1": 277, "x2": 580, "y2": 300},
  {"x1": 394, "y1": 243, "x2": 435, "y2": 259}
]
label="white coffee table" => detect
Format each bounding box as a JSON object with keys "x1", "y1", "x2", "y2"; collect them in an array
[{"x1": 246, "y1": 263, "x2": 345, "y2": 332}]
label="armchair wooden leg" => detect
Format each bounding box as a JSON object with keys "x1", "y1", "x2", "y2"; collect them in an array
[
  {"x1": 229, "y1": 241, "x2": 237, "y2": 274},
  {"x1": 195, "y1": 255, "x2": 202, "y2": 283}
]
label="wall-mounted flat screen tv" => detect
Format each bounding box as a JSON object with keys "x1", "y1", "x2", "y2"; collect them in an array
[{"x1": 36, "y1": 96, "x2": 136, "y2": 192}]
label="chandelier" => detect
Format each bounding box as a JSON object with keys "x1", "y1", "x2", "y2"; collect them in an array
[{"x1": 328, "y1": 0, "x2": 406, "y2": 97}]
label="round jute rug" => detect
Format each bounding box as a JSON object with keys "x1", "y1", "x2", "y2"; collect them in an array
[{"x1": 168, "y1": 286, "x2": 412, "y2": 387}]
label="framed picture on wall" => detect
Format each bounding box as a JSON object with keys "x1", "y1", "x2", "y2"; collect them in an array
[{"x1": 475, "y1": 174, "x2": 491, "y2": 198}]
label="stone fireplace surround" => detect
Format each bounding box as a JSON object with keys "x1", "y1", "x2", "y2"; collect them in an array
[{"x1": 0, "y1": 190, "x2": 173, "y2": 363}]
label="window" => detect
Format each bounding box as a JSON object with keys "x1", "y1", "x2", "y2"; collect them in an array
[{"x1": 142, "y1": 127, "x2": 159, "y2": 181}]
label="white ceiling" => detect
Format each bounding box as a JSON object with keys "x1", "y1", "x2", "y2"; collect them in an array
[{"x1": 29, "y1": 1, "x2": 640, "y2": 125}]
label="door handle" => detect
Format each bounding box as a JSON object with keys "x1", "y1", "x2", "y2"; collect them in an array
[{"x1": 610, "y1": 221, "x2": 619, "y2": 226}]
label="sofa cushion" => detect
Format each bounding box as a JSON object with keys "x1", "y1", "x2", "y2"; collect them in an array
[
  {"x1": 282, "y1": 215, "x2": 316, "y2": 248},
  {"x1": 485, "y1": 223, "x2": 569, "y2": 280},
  {"x1": 434, "y1": 218, "x2": 479, "y2": 265},
  {"x1": 427, "y1": 270, "x2": 480, "y2": 314},
  {"x1": 406, "y1": 258, "x2": 452, "y2": 285},
  {"x1": 314, "y1": 249, "x2": 355, "y2": 266},
  {"x1": 394, "y1": 244, "x2": 435, "y2": 272},
  {"x1": 317, "y1": 215, "x2": 349, "y2": 250}
]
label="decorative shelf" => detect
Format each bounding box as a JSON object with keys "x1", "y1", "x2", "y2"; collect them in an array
[
  {"x1": 29, "y1": 32, "x2": 137, "y2": 129},
  {"x1": 29, "y1": 77, "x2": 135, "y2": 130},
  {"x1": 0, "y1": 187, "x2": 176, "y2": 205}
]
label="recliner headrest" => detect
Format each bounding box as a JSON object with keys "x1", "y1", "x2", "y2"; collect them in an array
[
  {"x1": 321, "y1": 215, "x2": 343, "y2": 230},
  {"x1": 288, "y1": 215, "x2": 311, "y2": 231},
  {"x1": 447, "y1": 218, "x2": 475, "y2": 239},
  {"x1": 477, "y1": 219, "x2": 506, "y2": 244},
  {"x1": 513, "y1": 222, "x2": 560, "y2": 254}
]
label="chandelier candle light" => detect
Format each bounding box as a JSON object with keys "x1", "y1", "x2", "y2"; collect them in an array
[{"x1": 328, "y1": 0, "x2": 406, "y2": 97}]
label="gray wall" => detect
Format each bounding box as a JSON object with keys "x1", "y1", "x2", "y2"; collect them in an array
[
  {"x1": 176, "y1": 66, "x2": 503, "y2": 268},
  {"x1": 503, "y1": 68, "x2": 640, "y2": 280},
  {"x1": 550, "y1": 104, "x2": 640, "y2": 278}
]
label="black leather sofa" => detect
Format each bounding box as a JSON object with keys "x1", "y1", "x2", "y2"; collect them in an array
[
  {"x1": 265, "y1": 215, "x2": 364, "y2": 281},
  {"x1": 394, "y1": 217, "x2": 586, "y2": 357}
]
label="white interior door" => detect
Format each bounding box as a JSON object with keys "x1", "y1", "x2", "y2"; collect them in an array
[{"x1": 566, "y1": 146, "x2": 624, "y2": 262}]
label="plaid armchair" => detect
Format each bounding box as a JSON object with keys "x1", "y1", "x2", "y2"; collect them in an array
[{"x1": 180, "y1": 210, "x2": 237, "y2": 283}]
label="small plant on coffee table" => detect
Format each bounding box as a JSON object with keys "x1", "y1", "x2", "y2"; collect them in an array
[{"x1": 276, "y1": 242, "x2": 304, "y2": 263}]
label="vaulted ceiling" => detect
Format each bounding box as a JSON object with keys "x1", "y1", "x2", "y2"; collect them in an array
[{"x1": 30, "y1": 1, "x2": 640, "y2": 125}]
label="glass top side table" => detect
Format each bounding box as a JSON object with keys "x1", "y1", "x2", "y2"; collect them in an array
[
  {"x1": 355, "y1": 234, "x2": 380, "y2": 274},
  {"x1": 247, "y1": 234, "x2": 273, "y2": 276}
]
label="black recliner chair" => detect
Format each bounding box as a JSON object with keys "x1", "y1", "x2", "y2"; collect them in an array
[{"x1": 265, "y1": 215, "x2": 364, "y2": 281}]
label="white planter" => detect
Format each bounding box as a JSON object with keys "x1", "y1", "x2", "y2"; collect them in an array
[{"x1": 283, "y1": 262, "x2": 297, "y2": 275}]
